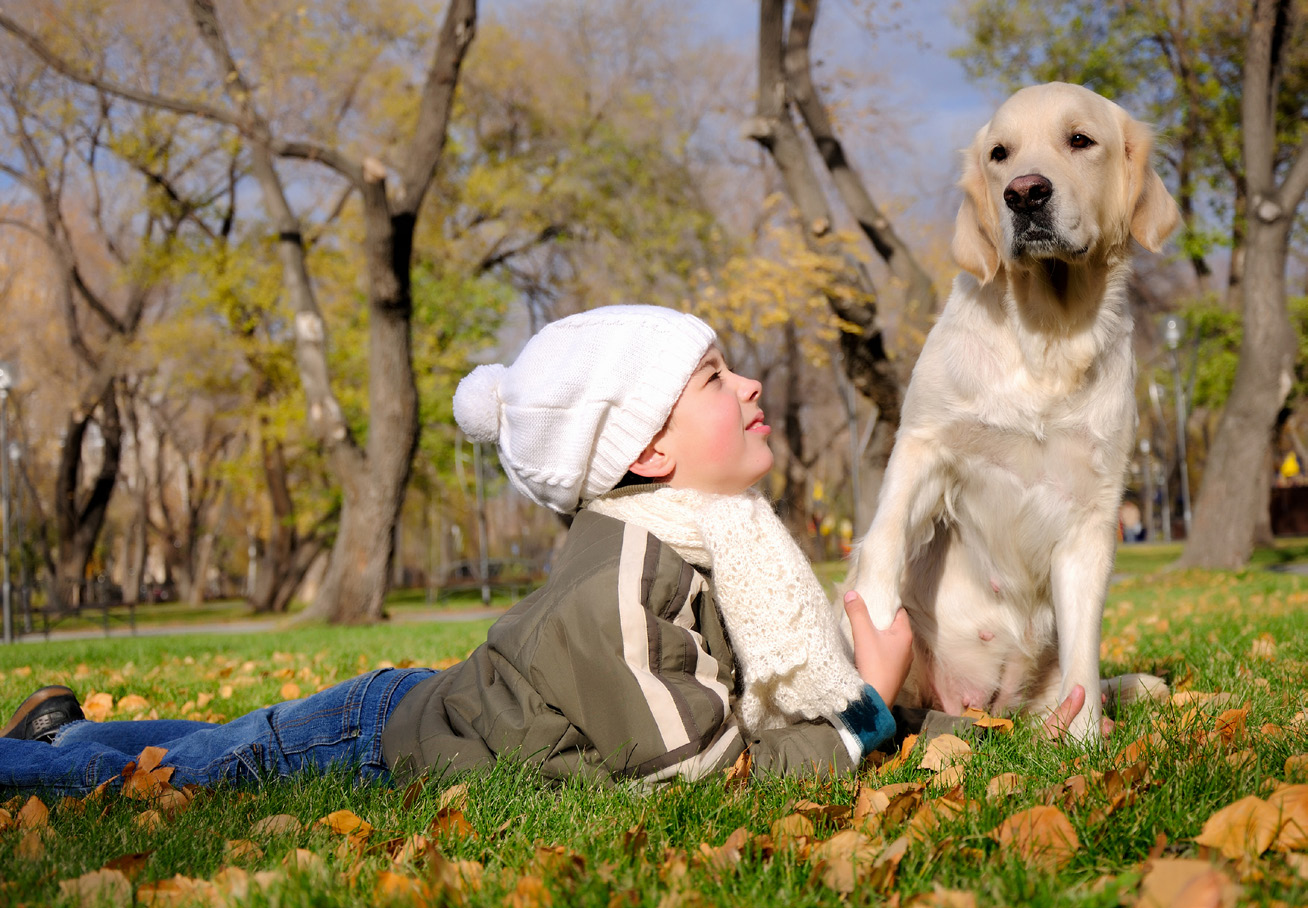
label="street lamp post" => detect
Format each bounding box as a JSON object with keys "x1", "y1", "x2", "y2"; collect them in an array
[
  {"x1": 1160, "y1": 314, "x2": 1193, "y2": 538},
  {"x1": 0, "y1": 358, "x2": 16, "y2": 645},
  {"x1": 9, "y1": 442, "x2": 30, "y2": 634}
]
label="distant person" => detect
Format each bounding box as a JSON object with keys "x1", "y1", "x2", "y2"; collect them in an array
[
  {"x1": 1119, "y1": 500, "x2": 1145, "y2": 543},
  {"x1": 2, "y1": 306, "x2": 913, "y2": 793}
]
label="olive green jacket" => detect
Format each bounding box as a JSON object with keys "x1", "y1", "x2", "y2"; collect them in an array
[{"x1": 382, "y1": 506, "x2": 893, "y2": 786}]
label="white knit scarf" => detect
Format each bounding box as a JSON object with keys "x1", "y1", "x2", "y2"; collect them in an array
[{"x1": 587, "y1": 486, "x2": 866, "y2": 734}]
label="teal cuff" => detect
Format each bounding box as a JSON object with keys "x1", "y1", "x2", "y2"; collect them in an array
[{"x1": 836, "y1": 685, "x2": 897, "y2": 757}]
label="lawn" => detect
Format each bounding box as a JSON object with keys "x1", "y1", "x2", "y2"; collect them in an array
[{"x1": 0, "y1": 545, "x2": 1305, "y2": 907}]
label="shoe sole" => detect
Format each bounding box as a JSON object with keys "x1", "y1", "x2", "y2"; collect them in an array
[{"x1": 1, "y1": 685, "x2": 80, "y2": 739}]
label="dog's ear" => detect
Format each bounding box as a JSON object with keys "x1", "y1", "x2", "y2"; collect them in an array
[
  {"x1": 952, "y1": 131, "x2": 1001, "y2": 284},
  {"x1": 1123, "y1": 117, "x2": 1180, "y2": 252}
]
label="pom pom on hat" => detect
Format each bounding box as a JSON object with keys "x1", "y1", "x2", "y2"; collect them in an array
[
  {"x1": 452, "y1": 364, "x2": 506, "y2": 444},
  {"x1": 452, "y1": 305, "x2": 717, "y2": 514}
]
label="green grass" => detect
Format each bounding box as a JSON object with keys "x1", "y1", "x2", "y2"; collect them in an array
[{"x1": 1, "y1": 566, "x2": 1306, "y2": 906}]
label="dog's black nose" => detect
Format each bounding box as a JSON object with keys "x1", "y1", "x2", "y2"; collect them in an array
[{"x1": 1004, "y1": 174, "x2": 1053, "y2": 213}]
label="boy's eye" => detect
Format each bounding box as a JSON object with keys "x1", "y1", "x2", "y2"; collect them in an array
[{"x1": 707, "y1": 370, "x2": 722, "y2": 383}]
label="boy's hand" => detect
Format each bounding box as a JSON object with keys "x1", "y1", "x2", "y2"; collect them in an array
[{"x1": 842, "y1": 591, "x2": 913, "y2": 707}]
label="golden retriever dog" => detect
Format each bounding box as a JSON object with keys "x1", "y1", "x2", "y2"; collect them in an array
[{"x1": 847, "y1": 83, "x2": 1180, "y2": 741}]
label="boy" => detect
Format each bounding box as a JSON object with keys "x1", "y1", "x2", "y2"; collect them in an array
[{"x1": 1, "y1": 305, "x2": 912, "y2": 794}]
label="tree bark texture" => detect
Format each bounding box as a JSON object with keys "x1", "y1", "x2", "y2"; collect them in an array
[
  {"x1": 54, "y1": 381, "x2": 122, "y2": 604},
  {"x1": 1179, "y1": 0, "x2": 1308, "y2": 568},
  {"x1": 247, "y1": 436, "x2": 333, "y2": 614},
  {"x1": 749, "y1": 0, "x2": 911, "y2": 430}
]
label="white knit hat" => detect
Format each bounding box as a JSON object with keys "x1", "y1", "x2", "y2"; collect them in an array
[{"x1": 452, "y1": 305, "x2": 717, "y2": 514}]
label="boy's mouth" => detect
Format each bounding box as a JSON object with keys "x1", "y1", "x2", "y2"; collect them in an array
[{"x1": 747, "y1": 412, "x2": 771, "y2": 435}]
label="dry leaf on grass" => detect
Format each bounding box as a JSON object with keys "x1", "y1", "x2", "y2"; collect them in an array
[
  {"x1": 991, "y1": 805, "x2": 1080, "y2": 871},
  {"x1": 864, "y1": 836, "x2": 911, "y2": 891},
  {"x1": 1268, "y1": 784, "x2": 1308, "y2": 851},
  {"x1": 810, "y1": 829, "x2": 880, "y2": 893},
  {"x1": 724, "y1": 748, "x2": 751, "y2": 790},
  {"x1": 437, "y1": 782, "x2": 469, "y2": 812},
  {"x1": 1194, "y1": 796, "x2": 1281, "y2": 860},
  {"x1": 16, "y1": 795, "x2": 49, "y2": 828},
  {"x1": 133, "y1": 809, "x2": 165, "y2": 832},
  {"x1": 1214, "y1": 707, "x2": 1250, "y2": 747},
  {"x1": 118, "y1": 694, "x2": 150, "y2": 714},
  {"x1": 507, "y1": 874, "x2": 551, "y2": 908},
  {"x1": 771, "y1": 813, "x2": 815, "y2": 852},
  {"x1": 282, "y1": 848, "x2": 326, "y2": 874},
  {"x1": 963, "y1": 707, "x2": 1014, "y2": 733},
  {"x1": 252, "y1": 813, "x2": 303, "y2": 836},
  {"x1": 430, "y1": 806, "x2": 476, "y2": 839},
  {"x1": 225, "y1": 839, "x2": 264, "y2": 861},
  {"x1": 919, "y1": 733, "x2": 972, "y2": 772},
  {"x1": 17, "y1": 827, "x2": 52, "y2": 860},
  {"x1": 905, "y1": 886, "x2": 979, "y2": 908},
  {"x1": 695, "y1": 827, "x2": 748, "y2": 875},
  {"x1": 83, "y1": 692, "x2": 114, "y2": 722},
  {"x1": 319, "y1": 808, "x2": 373, "y2": 839},
  {"x1": 1135, "y1": 858, "x2": 1239, "y2": 908},
  {"x1": 986, "y1": 772, "x2": 1025, "y2": 801},
  {"x1": 1287, "y1": 754, "x2": 1308, "y2": 782},
  {"x1": 58, "y1": 868, "x2": 132, "y2": 907}
]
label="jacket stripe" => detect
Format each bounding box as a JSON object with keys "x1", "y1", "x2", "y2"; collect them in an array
[
  {"x1": 617, "y1": 524, "x2": 691, "y2": 752},
  {"x1": 638, "y1": 714, "x2": 745, "y2": 784}
]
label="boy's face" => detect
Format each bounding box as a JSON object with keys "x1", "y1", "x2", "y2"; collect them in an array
[{"x1": 634, "y1": 347, "x2": 774, "y2": 495}]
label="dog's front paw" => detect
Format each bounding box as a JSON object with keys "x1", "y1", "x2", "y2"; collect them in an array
[{"x1": 852, "y1": 584, "x2": 902, "y2": 631}]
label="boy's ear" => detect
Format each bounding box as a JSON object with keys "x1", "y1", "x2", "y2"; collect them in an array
[{"x1": 628, "y1": 437, "x2": 675, "y2": 480}]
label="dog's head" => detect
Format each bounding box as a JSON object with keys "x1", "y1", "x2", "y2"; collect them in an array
[{"x1": 952, "y1": 82, "x2": 1180, "y2": 285}]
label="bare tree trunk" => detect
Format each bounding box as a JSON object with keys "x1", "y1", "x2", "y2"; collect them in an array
[
  {"x1": 748, "y1": 0, "x2": 907, "y2": 430},
  {"x1": 1179, "y1": 0, "x2": 1308, "y2": 568},
  {"x1": 776, "y1": 320, "x2": 814, "y2": 554},
  {"x1": 54, "y1": 381, "x2": 122, "y2": 603},
  {"x1": 248, "y1": 436, "x2": 333, "y2": 614}
]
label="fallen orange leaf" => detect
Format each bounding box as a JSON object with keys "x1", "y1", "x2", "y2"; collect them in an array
[
  {"x1": 136, "y1": 747, "x2": 168, "y2": 774},
  {"x1": 919, "y1": 733, "x2": 972, "y2": 772},
  {"x1": 507, "y1": 874, "x2": 551, "y2": 908},
  {"x1": 252, "y1": 813, "x2": 303, "y2": 836},
  {"x1": 16, "y1": 795, "x2": 49, "y2": 829},
  {"x1": 1268, "y1": 784, "x2": 1308, "y2": 851},
  {"x1": 991, "y1": 805, "x2": 1080, "y2": 871},
  {"x1": 1194, "y1": 796, "x2": 1280, "y2": 860},
  {"x1": 985, "y1": 772, "x2": 1024, "y2": 801},
  {"x1": 58, "y1": 868, "x2": 132, "y2": 907},
  {"x1": 810, "y1": 829, "x2": 880, "y2": 893},
  {"x1": 282, "y1": 848, "x2": 326, "y2": 874},
  {"x1": 1214, "y1": 707, "x2": 1249, "y2": 748},
  {"x1": 1287, "y1": 754, "x2": 1308, "y2": 782},
  {"x1": 1134, "y1": 857, "x2": 1238, "y2": 908},
  {"x1": 83, "y1": 692, "x2": 114, "y2": 722},
  {"x1": 319, "y1": 809, "x2": 373, "y2": 838},
  {"x1": 118, "y1": 694, "x2": 150, "y2": 714}
]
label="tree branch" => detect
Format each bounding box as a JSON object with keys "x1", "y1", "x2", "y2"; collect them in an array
[{"x1": 394, "y1": 0, "x2": 477, "y2": 214}]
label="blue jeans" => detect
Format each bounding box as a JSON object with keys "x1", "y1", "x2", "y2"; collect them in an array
[{"x1": 0, "y1": 668, "x2": 436, "y2": 795}]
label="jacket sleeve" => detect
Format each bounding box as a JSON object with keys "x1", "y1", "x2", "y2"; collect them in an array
[{"x1": 531, "y1": 522, "x2": 895, "y2": 784}]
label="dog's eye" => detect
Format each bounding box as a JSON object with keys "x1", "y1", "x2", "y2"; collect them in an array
[
  {"x1": 1069, "y1": 133, "x2": 1096, "y2": 149},
  {"x1": 989, "y1": 145, "x2": 1008, "y2": 162}
]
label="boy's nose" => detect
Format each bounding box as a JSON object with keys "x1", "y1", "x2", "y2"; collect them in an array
[{"x1": 738, "y1": 376, "x2": 762, "y2": 401}]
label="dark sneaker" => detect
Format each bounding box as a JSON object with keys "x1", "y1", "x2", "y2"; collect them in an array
[{"x1": 1, "y1": 686, "x2": 85, "y2": 743}]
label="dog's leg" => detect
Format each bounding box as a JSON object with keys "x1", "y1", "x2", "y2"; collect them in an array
[
  {"x1": 849, "y1": 436, "x2": 948, "y2": 630},
  {"x1": 1048, "y1": 521, "x2": 1115, "y2": 742}
]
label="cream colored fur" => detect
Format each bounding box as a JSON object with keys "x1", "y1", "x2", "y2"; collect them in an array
[{"x1": 848, "y1": 83, "x2": 1180, "y2": 741}]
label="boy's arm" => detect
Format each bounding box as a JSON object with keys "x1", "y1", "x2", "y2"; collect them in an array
[{"x1": 535, "y1": 589, "x2": 895, "y2": 784}]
